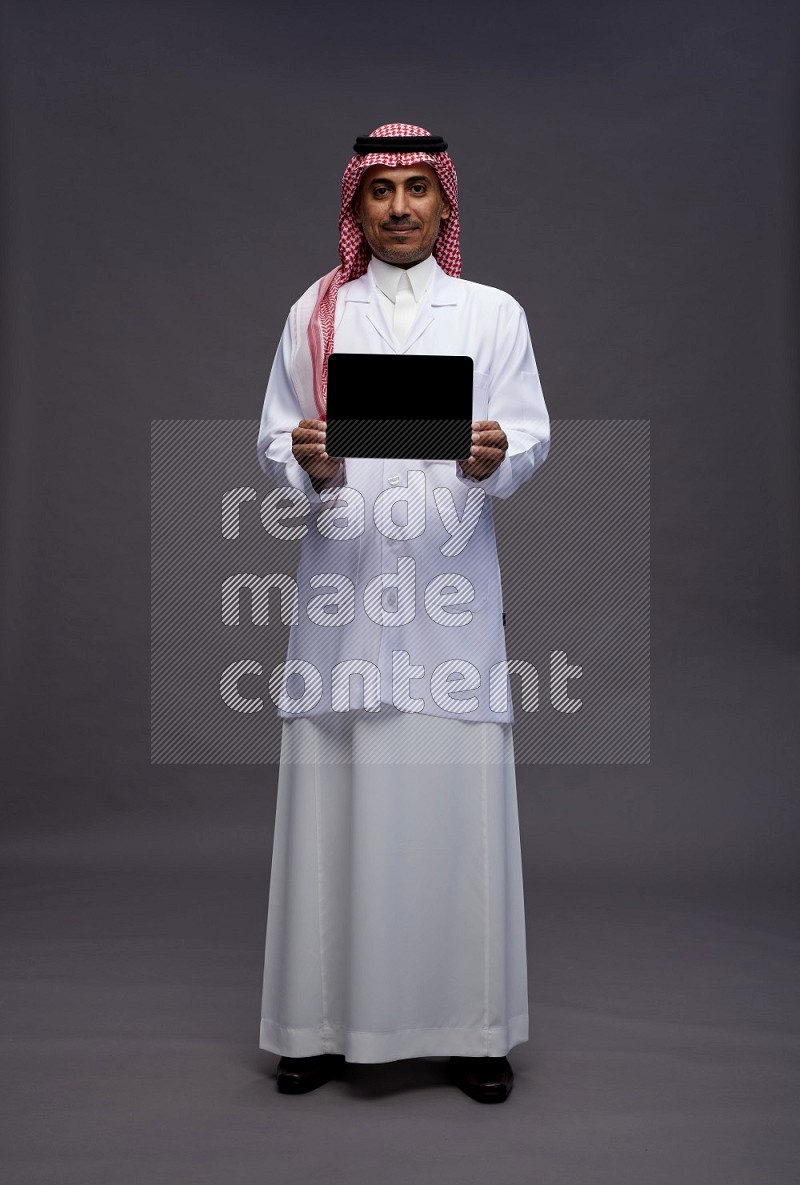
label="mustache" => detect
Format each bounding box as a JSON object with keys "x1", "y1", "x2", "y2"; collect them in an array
[{"x1": 381, "y1": 219, "x2": 421, "y2": 229}]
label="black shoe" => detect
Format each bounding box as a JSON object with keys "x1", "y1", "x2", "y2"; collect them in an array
[
  {"x1": 449, "y1": 1055, "x2": 514, "y2": 1103},
  {"x1": 276, "y1": 1053, "x2": 345, "y2": 1094}
]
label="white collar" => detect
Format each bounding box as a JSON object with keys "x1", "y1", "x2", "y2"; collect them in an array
[{"x1": 368, "y1": 253, "x2": 435, "y2": 304}]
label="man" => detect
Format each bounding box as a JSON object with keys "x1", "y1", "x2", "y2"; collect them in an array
[{"x1": 256, "y1": 123, "x2": 550, "y2": 1103}]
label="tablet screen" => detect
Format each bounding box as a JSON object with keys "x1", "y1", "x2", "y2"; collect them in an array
[{"x1": 325, "y1": 353, "x2": 474, "y2": 460}]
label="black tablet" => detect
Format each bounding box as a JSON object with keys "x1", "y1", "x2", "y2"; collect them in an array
[{"x1": 324, "y1": 353, "x2": 474, "y2": 460}]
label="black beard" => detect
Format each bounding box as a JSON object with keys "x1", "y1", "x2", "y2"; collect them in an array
[{"x1": 372, "y1": 243, "x2": 434, "y2": 267}]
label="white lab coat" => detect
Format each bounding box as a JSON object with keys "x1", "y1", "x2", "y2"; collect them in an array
[
  {"x1": 257, "y1": 257, "x2": 550, "y2": 1063},
  {"x1": 256, "y1": 259, "x2": 550, "y2": 725}
]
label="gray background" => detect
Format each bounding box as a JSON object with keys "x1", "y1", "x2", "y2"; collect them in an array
[{"x1": 1, "y1": 1, "x2": 798, "y2": 1182}]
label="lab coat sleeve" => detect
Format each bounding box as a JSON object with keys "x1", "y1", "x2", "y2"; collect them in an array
[
  {"x1": 256, "y1": 316, "x2": 346, "y2": 504},
  {"x1": 456, "y1": 299, "x2": 550, "y2": 499}
]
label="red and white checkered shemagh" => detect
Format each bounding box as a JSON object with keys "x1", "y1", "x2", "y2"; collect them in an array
[{"x1": 308, "y1": 122, "x2": 461, "y2": 418}]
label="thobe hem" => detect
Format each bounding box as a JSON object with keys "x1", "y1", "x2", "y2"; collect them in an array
[{"x1": 259, "y1": 1013, "x2": 529, "y2": 1064}]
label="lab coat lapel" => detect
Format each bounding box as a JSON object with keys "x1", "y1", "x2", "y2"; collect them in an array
[
  {"x1": 342, "y1": 260, "x2": 460, "y2": 354},
  {"x1": 341, "y1": 270, "x2": 397, "y2": 352}
]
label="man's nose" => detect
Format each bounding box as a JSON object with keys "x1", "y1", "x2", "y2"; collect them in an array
[{"x1": 388, "y1": 189, "x2": 411, "y2": 218}]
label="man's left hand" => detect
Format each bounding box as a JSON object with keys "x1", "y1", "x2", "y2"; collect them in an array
[{"x1": 458, "y1": 421, "x2": 508, "y2": 481}]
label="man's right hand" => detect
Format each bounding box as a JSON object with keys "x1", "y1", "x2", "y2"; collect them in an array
[{"x1": 291, "y1": 419, "x2": 343, "y2": 486}]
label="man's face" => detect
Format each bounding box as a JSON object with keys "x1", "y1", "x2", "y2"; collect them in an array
[{"x1": 353, "y1": 163, "x2": 451, "y2": 268}]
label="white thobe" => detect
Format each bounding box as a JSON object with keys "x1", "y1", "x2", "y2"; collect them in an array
[{"x1": 257, "y1": 257, "x2": 549, "y2": 1062}]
